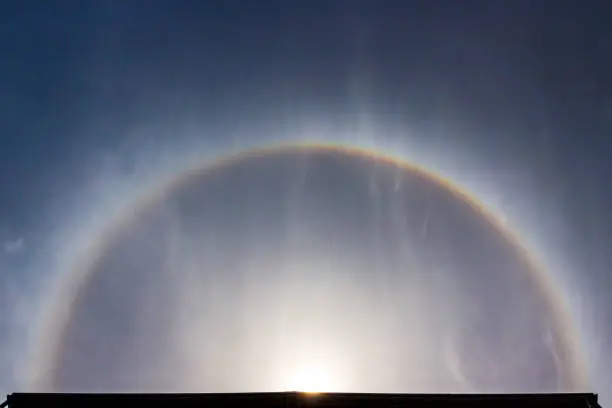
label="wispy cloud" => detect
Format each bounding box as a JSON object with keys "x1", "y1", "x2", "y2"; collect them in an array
[{"x1": 3, "y1": 238, "x2": 25, "y2": 254}]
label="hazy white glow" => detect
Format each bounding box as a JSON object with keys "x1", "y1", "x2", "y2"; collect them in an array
[{"x1": 284, "y1": 364, "x2": 339, "y2": 393}]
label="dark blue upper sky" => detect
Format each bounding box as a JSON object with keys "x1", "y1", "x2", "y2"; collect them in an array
[{"x1": 1, "y1": 0, "x2": 612, "y2": 397}]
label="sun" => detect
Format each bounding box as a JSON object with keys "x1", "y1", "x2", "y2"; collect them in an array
[{"x1": 285, "y1": 365, "x2": 338, "y2": 393}]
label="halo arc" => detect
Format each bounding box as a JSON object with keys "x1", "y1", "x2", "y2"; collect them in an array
[{"x1": 28, "y1": 142, "x2": 590, "y2": 391}]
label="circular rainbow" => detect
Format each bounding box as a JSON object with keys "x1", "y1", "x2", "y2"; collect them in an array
[{"x1": 27, "y1": 142, "x2": 590, "y2": 391}]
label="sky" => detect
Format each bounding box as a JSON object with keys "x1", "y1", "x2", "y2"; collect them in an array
[{"x1": 1, "y1": 0, "x2": 612, "y2": 404}]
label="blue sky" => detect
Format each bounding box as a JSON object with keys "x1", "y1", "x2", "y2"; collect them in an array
[{"x1": 1, "y1": 0, "x2": 612, "y2": 403}]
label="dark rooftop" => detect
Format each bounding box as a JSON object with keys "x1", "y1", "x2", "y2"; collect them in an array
[{"x1": 1, "y1": 392, "x2": 602, "y2": 408}]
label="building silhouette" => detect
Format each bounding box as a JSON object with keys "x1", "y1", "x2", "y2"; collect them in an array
[{"x1": 1, "y1": 392, "x2": 602, "y2": 408}]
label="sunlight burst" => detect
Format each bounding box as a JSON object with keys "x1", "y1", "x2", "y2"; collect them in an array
[{"x1": 285, "y1": 365, "x2": 338, "y2": 393}]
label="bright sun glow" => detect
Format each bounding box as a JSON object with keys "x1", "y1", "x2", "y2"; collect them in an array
[{"x1": 285, "y1": 365, "x2": 338, "y2": 393}]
